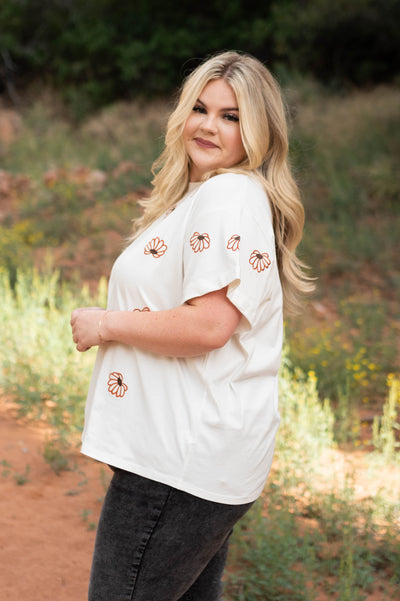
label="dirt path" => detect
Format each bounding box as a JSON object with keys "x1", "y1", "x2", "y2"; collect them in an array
[{"x1": 0, "y1": 402, "x2": 109, "y2": 601}]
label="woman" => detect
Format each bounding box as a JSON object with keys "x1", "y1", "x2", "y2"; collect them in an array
[{"x1": 71, "y1": 50, "x2": 312, "y2": 601}]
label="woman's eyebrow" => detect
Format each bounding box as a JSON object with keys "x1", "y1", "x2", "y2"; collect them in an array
[{"x1": 196, "y1": 98, "x2": 239, "y2": 111}]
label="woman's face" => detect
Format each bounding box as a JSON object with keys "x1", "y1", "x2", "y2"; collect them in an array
[{"x1": 183, "y1": 78, "x2": 247, "y2": 181}]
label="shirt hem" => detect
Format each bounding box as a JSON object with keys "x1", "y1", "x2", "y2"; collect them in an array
[{"x1": 80, "y1": 442, "x2": 264, "y2": 506}]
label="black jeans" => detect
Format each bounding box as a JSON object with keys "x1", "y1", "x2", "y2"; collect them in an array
[{"x1": 88, "y1": 468, "x2": 253, "y2": 601}]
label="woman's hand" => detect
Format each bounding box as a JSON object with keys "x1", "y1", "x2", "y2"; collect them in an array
[{"x1": 70, "y1": 307, "x2": 105, "y2": 352}]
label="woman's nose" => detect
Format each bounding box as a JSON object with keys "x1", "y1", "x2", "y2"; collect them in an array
[{"x1": 200, "y1": 114, "x2": 217, "y2": 133}]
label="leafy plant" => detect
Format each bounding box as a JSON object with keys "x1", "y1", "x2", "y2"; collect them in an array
[
  {"x1": 13, "y1": 464, "x2": 31, "y2": 486},
  {"x1": 43, "y1": 439, "x2": 71, "y2": 474}
]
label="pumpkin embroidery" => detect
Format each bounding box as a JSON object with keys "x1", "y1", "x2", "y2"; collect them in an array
[
  {"x1": 190, "y1": 232, "x2": 211, "y2": 253},
  {"x1": 133, "y1": 307, "x2": 150, "y2": 312},
  {"x1": 227, "y1": 234, "x2": 241, "y2": 251},
  {"x1": 144, "y1": 237, "x2": 167, "y2": 258},
  {"x1": 107, "y1": 372, "x2": 128, "y2": 398},
  {"x1": 249, "y1": 250, "x2": 271, "y2": 272}
]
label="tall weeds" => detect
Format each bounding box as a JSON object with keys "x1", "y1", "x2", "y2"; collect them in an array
[{"x1": 0, "y1": 268, "x2": 106, "y2": 439}]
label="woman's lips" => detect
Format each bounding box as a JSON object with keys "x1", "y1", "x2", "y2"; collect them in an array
[{"x1": 194, "y1": 137, "x2": 219, "y2": 149}]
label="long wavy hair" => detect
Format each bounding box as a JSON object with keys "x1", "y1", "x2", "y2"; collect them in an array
[{"x1": 133, "y1": 51, "x2": 314, "y2": 314}]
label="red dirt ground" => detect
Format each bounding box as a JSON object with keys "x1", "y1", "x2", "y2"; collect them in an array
[{"x1": 0, "y1": 400, "x2": 109, "y2": 600}]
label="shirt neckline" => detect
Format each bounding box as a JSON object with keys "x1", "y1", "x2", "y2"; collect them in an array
[{"x1": 188, "y1": 181, "x2": 202, "y2": 193}]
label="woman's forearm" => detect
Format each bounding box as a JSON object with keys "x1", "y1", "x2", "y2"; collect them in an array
[{"x1": 71, "y1": 287, "x2": 242, "y2": 357}]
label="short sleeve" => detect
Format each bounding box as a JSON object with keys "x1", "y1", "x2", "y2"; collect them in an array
[{"x1": 182, "y1": 173, "x2": 278, "y2": 327}]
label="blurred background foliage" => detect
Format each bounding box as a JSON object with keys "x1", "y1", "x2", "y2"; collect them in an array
[{"x1": 1, "y1": 0, "x2": 399, "y2": 116}]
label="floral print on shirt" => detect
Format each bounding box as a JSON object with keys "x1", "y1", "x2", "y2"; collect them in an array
[
  {"x1": 190, "y1": 232, "x2": 211, "y2": 253},
  {"x1": 227, "y1": 234, "x2": 241, "y2": 251},
  {"x1": 164, "y1": 206, "x2": 176, "y2": 217},
  {"x1": 144, "y1": 237, "x2": 167, "y2": 258},
  {"x1": 249, "y1": 250, "x2": 271, "y2": 272},
  {"x1": 107, "y1": 372, "x2": 128, "y2": 398}
]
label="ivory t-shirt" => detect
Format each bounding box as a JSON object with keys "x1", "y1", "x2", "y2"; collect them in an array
[{"x1": 81, "y1": 172, "x2": 282, "y2": 504}]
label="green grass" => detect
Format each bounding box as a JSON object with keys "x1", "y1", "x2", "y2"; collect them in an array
[{"x1": 1, "y1": 90, "x2": 168, "y2": 178}]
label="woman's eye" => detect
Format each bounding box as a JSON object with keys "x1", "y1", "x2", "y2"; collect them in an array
[
  {"x1": 224, "y1": 113, "x2": 239, "y2": 122},
  {"x1": 193, "y1": 105, "x2": 206, "y2": 114}
]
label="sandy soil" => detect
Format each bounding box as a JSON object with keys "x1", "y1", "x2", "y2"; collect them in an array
[{"x1": 0, "y1": 401, "x2": 109, "y2": 601}]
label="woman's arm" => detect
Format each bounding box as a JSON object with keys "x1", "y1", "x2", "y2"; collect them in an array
[{"x1": 70, "y1": 287, "x2": 242, "y2": 357}]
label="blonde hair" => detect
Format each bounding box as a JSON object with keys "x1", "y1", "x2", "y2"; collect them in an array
[{"x1": 133, "y1": 51, "x2": 314, "y2": 314}]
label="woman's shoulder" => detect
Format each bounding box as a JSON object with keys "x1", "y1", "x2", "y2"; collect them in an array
[
  {"x1": 196, "y1": 172, "x2": 267, "y2": 206},
  {"x1": 200, "y1": 171, "x2": 263, "y2": 193},
  {"x1": 187, "y1": 171, "x2": 271, "y2": 229}
]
